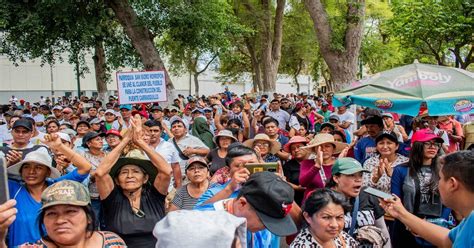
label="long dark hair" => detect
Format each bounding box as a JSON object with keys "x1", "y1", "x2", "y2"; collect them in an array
[
  {"x1": 38, "y1": 205, "x2": 97, "y2": 242},
  {"x1": 407, "y1": 141, "x2": 440, "y2": 189}
]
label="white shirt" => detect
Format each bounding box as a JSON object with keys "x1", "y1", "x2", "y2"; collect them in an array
[
  {"x1": 336, "y1": 110, "x2": 356, "y2": 135},
  {"x1": 267, "y1": 109, "x2": 290, "y2": 130},
  {"x1": 154, "y1": 139, "x2": 180, "y2": 164}
]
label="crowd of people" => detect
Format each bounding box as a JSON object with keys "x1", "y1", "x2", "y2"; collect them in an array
[{"x1": 0, "y1": 91, "x2": 473, "y2": 248}]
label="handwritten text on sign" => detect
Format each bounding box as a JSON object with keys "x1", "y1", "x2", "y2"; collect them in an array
[{"x1": 117, "y1": 71, "x2": 167, "y2": 104}]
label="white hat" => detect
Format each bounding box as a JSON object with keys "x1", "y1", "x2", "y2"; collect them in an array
[
  {"x1": 8, "y1": 151, "x2": 61, "y2": 179},
  {"x1": 57, "y1": 132, "x2": 71, "y2": 143},
  {"x1": 52, "y1": 105, "x2": 63, "y2": 111},
  {"x1": 153, "y1": 210, "x2": 247, "y2": 248},
  {"x1": 104, "y1": 109, "x2": 117, "y2": 116}
]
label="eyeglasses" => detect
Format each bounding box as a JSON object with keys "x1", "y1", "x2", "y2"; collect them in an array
[
  {"x1": 254, "y1": 142, "x2": 270, "y2": 148},
  {"x1": 423, "y1": 142, "x2": 441, "y2": 149},
  {"x1": 132, "y1": 207, "x2": 146, "y2": 218}
]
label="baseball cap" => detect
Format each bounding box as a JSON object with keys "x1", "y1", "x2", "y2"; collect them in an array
[
  {"x1": 411, "y1": 128, "x2": 444, "y2": 145},
  {"x1": 89, "y1": 118, "x2": 102, "y2": 125},
  {"x1": 52, "y1": 105, "x2": 63, "y2": 111},
  {"x1": 76, "y1": 120, "x2": 91, "y2": 129},
  {"x1": 57, "y1": 132, "x2": 71, "y2": 143},
  {"x1": 191, "y1": 108, "x2": 204, "y2": 114},
  {"x1": 104, "y1": 109, "x2": 117, "y2": 116},
  {"x1": 329, "y1": 114, "x2": 340, "y2": 122},
  {"x1": 40, "y1": 180, "x2": 90, "y2": 210},
  {"x1": 119, "y1": 104, "x2": 132, "y2": 111},
  {"x1": 61, "y1": 128, "x2": 77, "y2": 137},
  {"x1": 106, "y1": 129, "x2": 122, "y2": 138},
  {"x1": 12, "y1": 119, "x2": 33, "y2": 131},
  {"x1": 320, "y1": 122, "x2": 336, "y2": 131},
  {"x1": 82, "y1": 131, "x2": 105, "y2": 148},
  {"x1": 151, "y1": 105, "x2": 163, "y2": 111},
  {"x1": 239, "y1": 172, "x2": 297, "y2": 236},
  {"x1": 375, "y1": 131, "x2": 398, "y2": 144},
  {"x1": 185, "y1": 156, "x2": 209, "y2": 170},
  {"x1": 382, "y1": 113, "x2": 393, "y2": 119},
  {"x1": 332, "y1": 158, "x2": 369, "y2": 175},
  {"x1": 62, "y1": 107, "x2": 73, "y2": 114}
]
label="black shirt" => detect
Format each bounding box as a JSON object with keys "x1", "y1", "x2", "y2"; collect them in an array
[
  {"x1": 206, "y1": 148, "x2": 227, "y2": 175},
  {"x1": 283, "y1": 159, "x2": 304, "y2": 206},
  {"x1": 102, "y1": 185, "x2": 166, "y2": 248}
]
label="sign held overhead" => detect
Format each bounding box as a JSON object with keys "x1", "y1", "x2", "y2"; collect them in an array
[{"x1": 116, "y1": 71, "x2": 167, "y2": 104}]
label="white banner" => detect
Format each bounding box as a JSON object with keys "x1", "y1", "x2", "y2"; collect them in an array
[{"x1": 116, "y1": 71, "x2": 167, "y2": 104}]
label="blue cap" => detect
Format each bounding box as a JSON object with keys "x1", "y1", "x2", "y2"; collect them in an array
[{"x1": 119, "y1": 104, "x2": 132, "y2": 111}]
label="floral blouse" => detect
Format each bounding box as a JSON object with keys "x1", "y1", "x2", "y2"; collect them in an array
[
  {"x1": 290, "y1": 228, "x2": 358, "y2": 248},
  {"x1": 362, "y1": 154, "x2": 408, "y2": 194}
]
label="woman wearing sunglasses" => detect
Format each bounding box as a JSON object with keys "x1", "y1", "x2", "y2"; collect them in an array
[
  {"x1": 391, "y1": 128, "x2": 453, "y2": 247},
  {"x1": 95, "y1": 116, "x2": 172, "y2": 248}
]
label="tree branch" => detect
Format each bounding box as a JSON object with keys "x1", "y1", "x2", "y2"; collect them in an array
[
  {"x1": 304, "y1": 0, "x2": 333, "y2": 54},
  {"x1": 197, "y1": 53, "x2": 219, "y2": 74}
]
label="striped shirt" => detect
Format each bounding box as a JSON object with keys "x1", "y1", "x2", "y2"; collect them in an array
[{"x1": 172, "y1": 184, "x2": 208, "y2": 210}]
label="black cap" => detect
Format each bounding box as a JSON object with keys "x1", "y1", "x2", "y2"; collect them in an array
[
  {"x1": 82, "y1": 131, "x2": 105, "y2": 148},
  {"x1": 361, "y1": 115, "x2": 384, "y2": 127},
  {"x1": 76, "y1": 120, "x2": 91, "y2": 129},
  {"x1": 12, "y1": 119, "x2": 33, "y2": 131},
  {"x1": 239, "y1": 172, "x2": 296, "y2": 236},
  {"x1": 375, "y1": 131, "x2": 399, "y2": 144},
  {"x1": 320, "y1": 122, "x2": 336, "y2": 131},
  {"x1": 151, "y1": 105, "x2": 163, "y2": 111}
]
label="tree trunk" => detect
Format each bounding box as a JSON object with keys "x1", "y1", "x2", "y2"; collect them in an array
[
  {"x1": 294, "y1": 74, "x2": 300, "y2": 93},
  {"x1": 105, "y1": 0, "x2": 174, "y2": 90},
  {"x1": 260, "y1": 0, "x2": 285, "y2": 95},
  {"x1": 93, "y1": 40, "x2": 108, "y2": 102},
  {"x1": 193, "y1": 73, "x2": 199, "y2": 96},
  {"x1": 245, "y1": 38, "x2": 263, "y2": 93},
  {"x1": 304, "y1": 0, "x2": 365, "y2": 92}
]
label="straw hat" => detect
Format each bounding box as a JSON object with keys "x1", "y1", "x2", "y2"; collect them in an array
[
  {"x1": 302, "y1": 133, "x2": 348, "y2": 154},
  {"x1": 213, "y1": 130, "x2": 238, "y2": 145},
  {"x1": 243, "y1": 134, "x2": 281, "y2": 154},
  {"x1": 8, "y1": 150, "x2": 61, "y2": 179}
]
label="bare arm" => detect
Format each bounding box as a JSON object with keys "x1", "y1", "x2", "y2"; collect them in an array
[
  {"x1": 95, "y1": 131, "x2": 132, "y2": 199},
  {"x1": 171, "y1": 162, "x2": 182, "y2": 188},
  {"x1": 214, "y1": 112, "x2": 225, "y2": 131},
  {"x1": 43, "y1": 134, "x2": 92, "y2": 175},
  {"x1": 242, "y1": 111, "x2": 250, "y2": 139}
]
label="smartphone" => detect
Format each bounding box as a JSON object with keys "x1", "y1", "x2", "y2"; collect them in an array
[
  {"x1": 245, "y1": 162, "x2": 278, "y2": 175},
  {"x1": 364, "y1": 187, "x2": 394, "y2": 200},
  {"x1": 0, "y1": 157, "x2": 9, "y2": 204}
]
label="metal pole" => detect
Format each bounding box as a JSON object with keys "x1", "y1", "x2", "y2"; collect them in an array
[
  {"x1": 76, "y1": 56, "x2": 81, "y2": 98},
  {"x1": 50, "y1": 63, "x2": 55, "y2": 104}
]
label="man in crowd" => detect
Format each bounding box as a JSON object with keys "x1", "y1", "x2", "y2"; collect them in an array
[
  {"x1": 267, "y1": 99, "x2": 290, "y2": 130},
  {"x1": 354, "y1": 115, "x2": 383, "y2": 164}
]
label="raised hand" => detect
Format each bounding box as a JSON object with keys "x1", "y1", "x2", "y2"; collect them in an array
[
  {"x1": 314, "y1": 146, "x2": 323, "y2": 169},
  {"x1": 5, "y1": 150, "x2": 22, "y2": 167},
  {"x1": 41, "y1": 133, "x2": 63, "y2": 150},
  {"x1": 0, "y1": 200, "x2": 17, "y2": 238},
  {"x1": 338, "y1": 146, "x2": 350, "y2": 158}
]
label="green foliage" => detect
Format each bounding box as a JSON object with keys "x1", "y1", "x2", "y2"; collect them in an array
[{"x1": 389, "y1": 0, "x2": 474, "y2": 68}]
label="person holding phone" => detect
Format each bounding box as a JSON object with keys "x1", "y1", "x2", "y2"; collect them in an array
[
  {"x1": 4, "y1": 134, "x2": 92, "y2": 247},
  {"x1": 243, "y1": 133, "x2": 281, "y2": 163},
  {"x1": 326, "y1": 158, "x2": 391, "y2": 247},
  {"x1": 381, "y1": 150, "x2": 474, "y2": 248}
]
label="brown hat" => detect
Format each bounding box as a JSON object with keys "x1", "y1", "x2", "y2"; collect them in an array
[
  {"x1": 243, "y1": 134, "x2": 281, "y2": 154},
  {"x1": 302, "y1": 133, "x2": 348, "y2": 154}
]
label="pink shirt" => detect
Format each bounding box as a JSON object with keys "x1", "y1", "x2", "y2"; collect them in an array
[{"x1": 299, "y1": 159, "x2": 334, "y2": 201}]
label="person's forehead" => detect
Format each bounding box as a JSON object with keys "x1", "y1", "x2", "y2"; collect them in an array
[{"x1": 231, "y1": 154, "x2": 258, "y2": 164}]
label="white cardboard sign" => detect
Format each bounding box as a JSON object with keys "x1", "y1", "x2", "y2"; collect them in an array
[{"x1": 116, "y1": 71, "x2": 167, "y2": 104}]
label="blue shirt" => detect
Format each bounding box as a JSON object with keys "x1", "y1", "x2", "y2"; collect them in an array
[
  {"x1": 7, "y1": 169, "x2": 88, "y2": 247},
  {"x1": 354, "y1": 136, "x2": 376, "y2": 164},
  {"x1": 194, "y1": 181, "x2": 239, "y2": 208},
  {"x1": 449, "y1": 210, "x2": 474, "y2": 248}
]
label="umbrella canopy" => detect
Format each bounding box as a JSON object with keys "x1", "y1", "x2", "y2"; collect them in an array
[{"x1": 334, "y1": 62, "x2": 474, "y2": 116}]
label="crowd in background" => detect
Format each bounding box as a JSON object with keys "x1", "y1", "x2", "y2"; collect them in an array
[{"x1": 0, "y1": 90, "x2": 473, "y2": 248}]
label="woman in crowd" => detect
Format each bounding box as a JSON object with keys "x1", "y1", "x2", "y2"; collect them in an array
[
  {"x1": 288, "y1": 103, "x2": 311, "y2": 138},
  {"x1": 299, "y1": 133, "x2": 348, "y2": 200},
  {"x1": 0, "y1": 180, "x2": 126, "y2": 248},
  {"x1": 391, "y1": 129, "x2": 452, "y2": 247},
  {"x1": 243, "y1": 133, "x2": 281, "y2": 163},
  {"x1": 4, "y1": 134, "x2": 92, "y2": 247},
  {"x1": 282, "y1": 136, "x2": 309, "y2": 206},
  {"x1": 169, "y1": 156, "x2": 210, "y2": 211},
  {"x1": 45, "y1": 120, "x2": 60, "y2": 134},
  {"x1": 104, "y1": 129, "x2": 122, "y2": 152},
  {"x1": 290, "y1": 188, "x2": 358, "y2": 247},
  {"x1": 363, "y1": 132, "x2": 409, "y2": 194},
  {"x1": 206, "y1": 129, "x2": 237, "y2": 175},
  {"x1": 191, "y1": 115, "x2": 215, "y2": 149},
  {"x1": 95, "y1": 116, "x2": 172, "y2": 248},
  {"x1": 326, "y1": 158, "x2": 391, "y2": 247},
  {"x1": 74, "y1": 120, "x2": 91, "y2": 151}
]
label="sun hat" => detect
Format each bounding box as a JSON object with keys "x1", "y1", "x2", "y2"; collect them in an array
[
  {"x1": 411, "y1": 128, "x2": 444, "y2": 145},
  {"x1": 8, "y1": 150, "x2": 61, "y2": 179},
  {"x1": 239, "y1": 171, "x2": 296, "y2": 236},
  {"x1": 243, "y1": 134, "x2": 281, "y2": 154},
  {"x1": 109, "y1": 149, "x2": 157, "y2": 184},
  {"x1": 185, "y1": 156, "x2": 209, "y2": 170},
  {"x1": 82, "y1": 131, "x2": 105, "y2": 148},
  {"x1": 40, "y1": 180, "x2": 90, "y2": 210},
  {"x1": 213, "y1": 129, "x2": 237, "y2": 145},
  {"x1": 153, "y1": 210, "x2": 247, "y2": 248},
  {"x1": 302, "y1": 133, "x2": 348, "y2": 154},
  {"x1": 283, "y1": 136, "x2": 308, "y2": 153},
  {"x1": 332, "y1": 157, "x2": 369, "y2": 175}
]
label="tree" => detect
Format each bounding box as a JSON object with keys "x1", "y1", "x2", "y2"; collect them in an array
[
  {"x1": 158, "y1": 0, "x2": 244, "y2": 96},
  {"x1": 104, "y1": 0, "x2": 174, "y2": 89},
  {"x1": 279, "y1": 0, "x2": 318, "y2": 93},
  {"x1": 304, "y1": 0, "x2": 365, "y2": 91},
  {"x1": 389, "y1": 0, "x2": 473, "y2": 69}
]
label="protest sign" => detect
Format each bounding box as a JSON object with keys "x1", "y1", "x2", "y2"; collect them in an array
[{"x1": 116, "y1": 71, "x2": 167, "y2": 104}]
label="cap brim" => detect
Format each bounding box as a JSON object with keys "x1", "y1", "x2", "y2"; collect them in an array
[
  {"x1": 339, "y1": 167, "x2": 370, "y2": 175},
  {"x1": 255, "y1": 210, "x2": 297, "y2": 236},
  {"x1": 41, "y1": 200, "x2": 89, "y2": 211}
]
